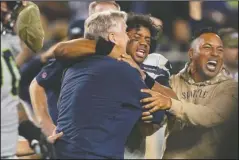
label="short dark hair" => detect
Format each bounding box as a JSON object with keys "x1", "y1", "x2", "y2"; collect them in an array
[
  {"x1": 126, "y1": 13, "x2": 159, "y2": 52},
  {"x1": 126, "y1": 13, "x2": 158, "y2": 39},
  {"x1": 191, "y1": 27, "x2": 219, "y2": 42}
]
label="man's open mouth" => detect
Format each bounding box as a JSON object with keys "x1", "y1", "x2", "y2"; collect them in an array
[
  {"x1": 136, "y1": 49, "x2": 146, "y2": 58},
  {"x1": 206, "y1": 60, "x2": 218, "y2": 72}
]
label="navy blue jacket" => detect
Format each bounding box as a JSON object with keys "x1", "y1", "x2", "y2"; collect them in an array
[{"x1": 54, "y1": 55, "x2": 164, "y2": 159}]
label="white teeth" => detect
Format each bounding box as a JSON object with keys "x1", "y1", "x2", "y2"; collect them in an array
[
  {"x1": 207, "y1": 61, "x2": 217, "y2": 65},
  {"x1": 206, "y1": 60, "x2": 217, "y2": 71},
  {"x1": 207, "y1": 64, "x2": 216, "y2": 71}
]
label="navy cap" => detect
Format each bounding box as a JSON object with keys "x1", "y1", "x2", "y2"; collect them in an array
[{"x1": 68, "y1": 19, "x2": 85, "y2": 40}]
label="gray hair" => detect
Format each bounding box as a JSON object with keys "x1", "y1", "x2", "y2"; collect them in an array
[
  {"x1": 84, "y1": 10, "x2": 127, "y2": 41},
  {"x1": 190, "y1": 37, "x2": 204, "y2": 53},
  {"x1": 89, "y1": 1, "x2": 121, "y2": 16}
]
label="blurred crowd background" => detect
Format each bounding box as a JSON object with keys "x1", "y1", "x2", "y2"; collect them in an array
[{"x1": 34, "y1": 1, "x2": 238, "y2": 74}]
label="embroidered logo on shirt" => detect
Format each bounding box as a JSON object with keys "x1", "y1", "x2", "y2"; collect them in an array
[
  {"x1": 181, "y1": 89, "x2": 208, "y2": 99},
  {"x1": 42, "y1": 72, "x2": 47, "y2": 79}
]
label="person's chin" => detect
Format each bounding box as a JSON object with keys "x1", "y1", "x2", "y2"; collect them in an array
[
  {"x1": 134, "y1": 56, "x2": 145, "y2": 64},
  {"x1": 204, "y1": 69, "x2": 219, "y2": 79},
  {"x1": 136, "y1": 58, "x2": 144, "y2": 64}
]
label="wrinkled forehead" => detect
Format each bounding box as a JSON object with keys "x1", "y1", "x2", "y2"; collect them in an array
[{"x1": 199, "y1": 33, "x2": 223, "y2": 47}]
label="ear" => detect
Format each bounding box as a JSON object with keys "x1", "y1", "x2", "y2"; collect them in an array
[
  {"x1": 108, "y1": 33, "x2": 117, "y2": 44},
  {"x1": 188, "y1": 48, "x2": 194, "y2": 62}
]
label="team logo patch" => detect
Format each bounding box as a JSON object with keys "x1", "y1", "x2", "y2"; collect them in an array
[{"x1": 42, "y1": 72, "x2": 47, "y2": 79}]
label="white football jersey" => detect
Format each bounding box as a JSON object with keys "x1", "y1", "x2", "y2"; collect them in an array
[
  {"x1": 142, "y1": 53, "x2": 170, "y2": 159},
  {"x1": 142, "y1": 53, "x2": 171, "y2": 80},
  {"x1": 125, "y1": 53, "x2": 171, "y2": 159},
  {"x1": 1, "y1": 34, "x2": 21, "y2": 157}
]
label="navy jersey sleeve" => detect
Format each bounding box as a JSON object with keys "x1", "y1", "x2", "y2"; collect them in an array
[
  {"x1": 155, "y1": 74, "x2": 170, "y2": 88},
  {"x1": 35, "y1": 59, "x2": 65, "y2": 89}
]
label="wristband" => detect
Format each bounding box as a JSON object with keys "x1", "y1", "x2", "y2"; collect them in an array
[
  {"x1": 144, "y1": 72, "x2": 155, "y2": 89},
  {"x1": 95, "y1": 37, "x2": 115, "y2": 56},
  {"x1": 18, "y1": 120, "x2": 41, "y2": 144}
]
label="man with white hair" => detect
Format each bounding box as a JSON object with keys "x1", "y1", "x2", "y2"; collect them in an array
[
  {"x1": 53, "y1": 10, "x2": 163, "y2": 159},
  {"x1": 51, "y1": 12, "x2": 173, "y2": 159},
  {"x1": 29, "y1": 1, "x2": 121, "y2": 137},
  {"x1": 30, "y1": 1, "x2": 171, "y2": 158}
]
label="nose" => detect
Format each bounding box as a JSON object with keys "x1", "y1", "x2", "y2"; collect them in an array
[
  {"x1": 211, "y1": 48, "x2": 219, "y2": 57},
  {"x1": 139, "y1": 39, "x2": 148, "y2": 47}
]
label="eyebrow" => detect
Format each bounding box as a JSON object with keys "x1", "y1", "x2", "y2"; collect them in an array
[
  {"x1": 203, "y1": 43, "x2": 223, "y2": 48},
  {"x1": 135, "y1": 33, "x2": 151, "y2": 39},
  {"x1": 203, "y1": 43, "x2": 212, "y2": 47}
]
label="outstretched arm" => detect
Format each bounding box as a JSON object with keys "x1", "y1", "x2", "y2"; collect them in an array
[
  {"x1": 141, "y1": 81, "x2": 238, "y2": 128},
  {"x1": 54, "y1": 38, "x2": 96, "y2": 60},
  {"x1": 54, "y1": 37, "x2": 124, "y2": 60},
  {"x1": 150, "y1": 81, "x2": 178, "y2": 99}
]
